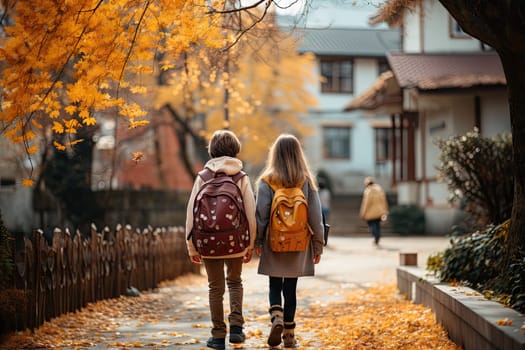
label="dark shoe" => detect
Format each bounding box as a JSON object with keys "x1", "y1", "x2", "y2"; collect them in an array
[
  {"x1": 282, "y1": 332, "x2": 297, "y2": 348},
  {"x1": 267, "y1": 305, "x2": 284, "y2": 347},
  {"x1": 283, "y1": 322, "x2": 297, "y2": 348},
  {"x1": 229, "y1": 325, "x2": 246, "y2": 343},
  {"x1": 206, "y1": 337, "x2": 225, "y2": 350}
]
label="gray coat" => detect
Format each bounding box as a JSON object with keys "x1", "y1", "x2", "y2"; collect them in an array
[{"x1": 255, "y1": 180, "x2": 324, "y2": 277}]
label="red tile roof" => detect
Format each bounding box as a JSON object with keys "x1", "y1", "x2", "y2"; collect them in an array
[{"x1": 387, "y1": 51, "x2": 506, "y2": 90}]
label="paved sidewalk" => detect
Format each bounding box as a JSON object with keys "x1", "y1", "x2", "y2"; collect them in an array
[{"x1": 3, "y1": 235, "x2": 452, "y2": 349}]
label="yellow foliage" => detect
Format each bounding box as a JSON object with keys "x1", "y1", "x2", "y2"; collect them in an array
[
  {"x1": 21, "y1": 178, "x2": 35, "y2": 187},
  {"x1": 52, "y1": 121, "x2": 64, "y2": 134},
  {"x1": 0, "y1": 279, "x2": 460, "y2": 350},
  {"x1": 132, "y1": 151, "x2": 144, "y2": 163},
  {"x1": 67, "y1": 139, "x2": 85, "y2": 147},
  {"x1": 0, "y1": 0, "x2": 227, "y2": 154},
  {"x1": 53, "y1": 140, "x2": 66, "y2": 151},
  {"x1": 26, "y1": 144, "x2": 39, "y2": 155},
  {"x1": 156, "y1": 13, "x2": 318, "y2": 167}
]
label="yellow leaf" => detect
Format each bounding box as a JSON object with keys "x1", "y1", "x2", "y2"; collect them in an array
[
  {"x1": 497, "y1": 318, "x2": 513, "y2": 326},
  {"x1": 65, "y1": 105, "x2": 77, "y2": 115},
  {"x1": 129, "y1": 119, "x2": 149, "y2": 129},
  {"x1": 64, "y1": 119, "x2": 80, "y2": 134},
  {"x1": 22, "y1": 179, "x2": 35, "y2": 187},
  {"x1": 31, "y1": 119, "x2": 43, "y2": 129},
  {"x1": 27, "y1": 144, "x2": 38, "y2": 154},
  {"x1": 49, "y1": 110, "x2": 60, "y2": 118},
  {"x1": 161, "y1": 63, "x2": 174, "y2": 71},
  {"x1": 132, "y1": 151, "x2": 143, "y2": 163},
  {"x1": 79, "y1": 109, "x2": 90, "y2": 119},
  {"x1": 52, "y1": 121, "x2": 64, "y2": 134},
  {"x1": 53, "y1": 141, "x2": 66, "y2": 151},
  {"x1": 67, "y1": 139, "x2": 84, "y2": 146},
  {"x1": 83, "y1": 117, "x2": 97, "y2": 126}
]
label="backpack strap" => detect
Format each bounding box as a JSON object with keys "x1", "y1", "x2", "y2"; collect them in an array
[
  {"x1": 198, "y1": 168, "x2": 246, "y2": 183},
  {"x1": 198, "y1": 168, "x2": 215, "y2": 182},
  {"x1": 231, "y1": 170, "x2": 247, "y2": 182}
]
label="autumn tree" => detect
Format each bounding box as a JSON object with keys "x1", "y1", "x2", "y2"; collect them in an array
[
  {"x1": 0, "y1": 0, "x2": 311, "y2": 184},
  {"x1": 153, "y1": 12, "x2": 317, "y2": 177}
]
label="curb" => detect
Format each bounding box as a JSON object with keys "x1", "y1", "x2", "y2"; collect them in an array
[{"x1": 397, "y1": 266, "x2": 525, "y2": 350}]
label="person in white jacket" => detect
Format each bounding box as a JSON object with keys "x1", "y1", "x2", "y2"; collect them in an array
[{"x1": 185, "y1": 130, "x2": 256, "y2": 350}]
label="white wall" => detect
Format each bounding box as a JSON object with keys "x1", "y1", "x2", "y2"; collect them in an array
[
  {"x1": 404, "y1": 0, "x2": 481, "y2": 54},
  {"x1": 403, "y1": 6, "x2": 422, "y2": 53},
  {"x1": 414, "y1": 91, "x2": 510, "y2": 208},
  {"x1": 354, "y1": 58, "x2": 380, "y2": 95},
  {"x1": 481, "y1": 91, "x2": 511, "y2": 136},
  {"x1": 303, "y1": 55, "x2": 392, "y2": 194}
]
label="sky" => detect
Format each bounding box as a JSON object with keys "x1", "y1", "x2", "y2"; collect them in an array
[{"x1": 273, "y1": 0, "x2": 386, "y2": 28}]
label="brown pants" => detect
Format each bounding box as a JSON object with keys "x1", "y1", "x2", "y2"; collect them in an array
[{"x1": 203, "y1": 257, "x2": 244, "y2": 338}]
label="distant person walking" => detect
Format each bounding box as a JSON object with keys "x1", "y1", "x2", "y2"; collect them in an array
[
  {"x1": 359, "y1": 176, "x2": 389, "y2": 246},
  {"x1": 254, "y1": 134, "x2": 324, "y2": 348},
  {"x1": 318, "y1": 180, "x2": 331, "y2": 222},
  {"x1": 185, "y1": 130, "x2": 256, "y2": 350}
]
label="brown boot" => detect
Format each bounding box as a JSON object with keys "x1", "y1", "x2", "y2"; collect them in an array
[
  {"x1": 282, "y1": 322, "x2": 297, "y2": 348},
  {"x1": 267, "y1": 305, "x2": 284, "y2": 347}
]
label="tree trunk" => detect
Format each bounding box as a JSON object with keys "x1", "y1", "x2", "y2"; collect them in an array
[
  {"x1": 439, "y1": 0, "x2": 525, "y2": 264},
  {"x1": 499, "y1": 51, "x2": 525, "y2": 260},
  {"x1": 163, "y1": 104, "x2": 208, "y2": 180}
]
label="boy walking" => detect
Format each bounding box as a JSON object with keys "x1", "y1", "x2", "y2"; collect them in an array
[{"x1": 185, "y1": 130, "x2": 256, "y2": 349}]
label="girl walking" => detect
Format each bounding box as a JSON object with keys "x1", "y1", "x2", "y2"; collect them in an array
[{"x1": 254, "y1": 134, "x2": 324, "y2": 348}]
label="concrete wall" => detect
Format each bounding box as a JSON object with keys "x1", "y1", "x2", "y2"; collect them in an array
[{"x1": 397, "y1": 266, "x2": 525, "y2": 350}]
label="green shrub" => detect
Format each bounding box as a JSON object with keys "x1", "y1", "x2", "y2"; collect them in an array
[
  {"x1": 428, "y1": 221, "x2": 507, "y2": 288},
  {"x1": 508, "y1": 255, "x2": 525, "y2": 312},
  {"x1": 435, "y1": 128, "x2": 513, "y2": 230},
  {"x1": 389, "y1": 204, "x2": 425, "y2": 234},
  {"x1": 426, "y1": 220, "x2": 525, "y2": 313}
]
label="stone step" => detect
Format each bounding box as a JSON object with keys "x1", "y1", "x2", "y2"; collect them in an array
[{"x1": 327, "y1": 195, "x2": 396, "y2": 237}]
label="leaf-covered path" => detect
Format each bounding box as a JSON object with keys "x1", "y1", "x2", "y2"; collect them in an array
[{"x1": 1, "y1": 236, "x2": 461, "y2": 349}]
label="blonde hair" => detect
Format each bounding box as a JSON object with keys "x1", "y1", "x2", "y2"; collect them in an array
[
  {"x1": 208, "y1": 129, "x2": 241, "y2": 158},
  {"x1": 257, "y1": 134, "x2": 318, "y2": 190}
]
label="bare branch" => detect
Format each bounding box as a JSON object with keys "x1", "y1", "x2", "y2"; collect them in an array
[
  {"x1": 207, "y1": 0, "x2": 268, "y2": 14},
  {"x1": 222, "y1": 1, "x2": 272, "y2": 51}
]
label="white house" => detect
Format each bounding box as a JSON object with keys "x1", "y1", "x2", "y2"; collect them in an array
[
  {"x1": 347, "y1": 0, "x2": 510, "y2": 233},
  {"x1": 278, "y1": 6, "x2": 401, "y2": 195}
]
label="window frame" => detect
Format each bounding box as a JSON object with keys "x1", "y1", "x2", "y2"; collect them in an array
[
  {"x1": 322, "y1": 125, "x2": 352, "y2": 160},
  {"x1": 320, "y1": 57, "x2": 354, "y2": 94}
]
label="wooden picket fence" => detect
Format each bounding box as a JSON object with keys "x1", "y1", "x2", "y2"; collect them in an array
[{"x1": 4, "y1": 224, "x2": 197, "y2": 333}]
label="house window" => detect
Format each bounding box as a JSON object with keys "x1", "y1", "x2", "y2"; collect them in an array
[
  {"x1": 323, "y1": 126, "x2": 351, "y2": 159},
  {"x1": 450, "y1": 17, "x2": 469, "y2": 38},
  {"x1": 378, "y1": 59, "x2": 389, "y2": 76},
  {"x1": 320, "y1": 58, "x2": 353, "y2": 93},
  {"x1": 375, "y1": 127, "x2": 405, "y2": 163},
  {"x1": 375, "y1": 128, "x2": 391, "y2": 163}
]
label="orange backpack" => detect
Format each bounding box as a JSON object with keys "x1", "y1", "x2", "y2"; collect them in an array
[{"x1": 264, "y1": 177, "x2": 310, "y2": 252}]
